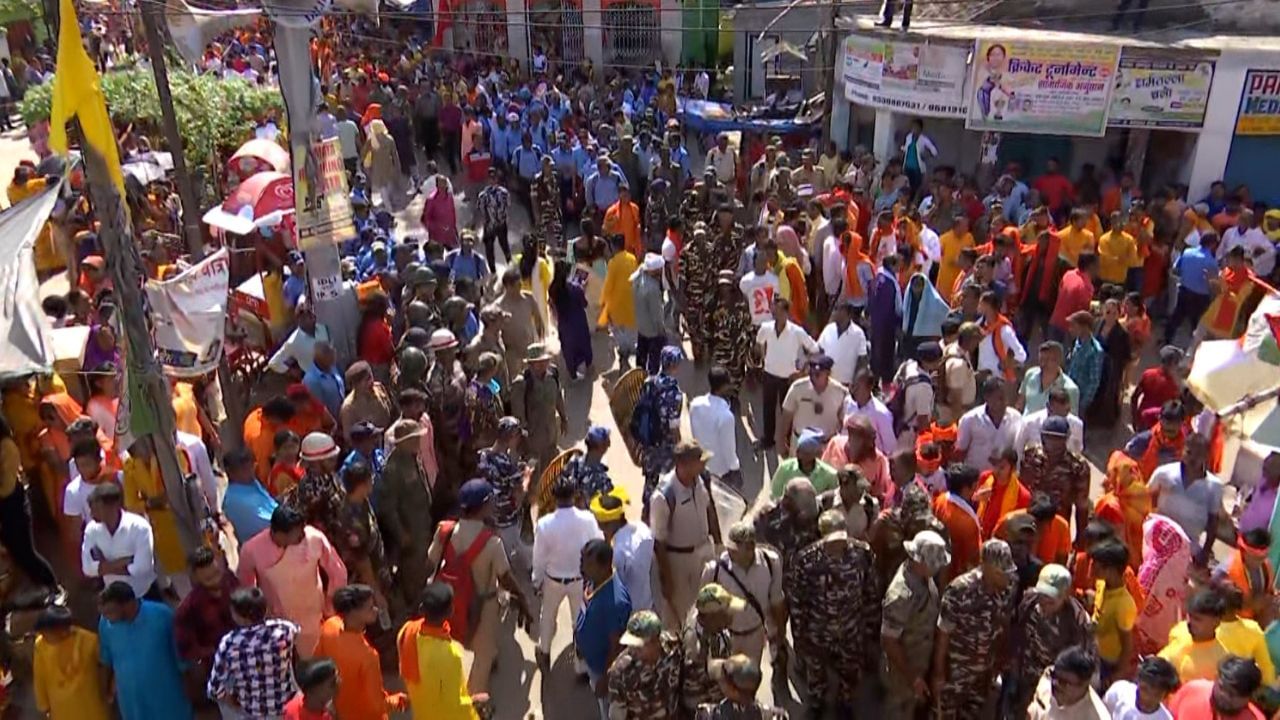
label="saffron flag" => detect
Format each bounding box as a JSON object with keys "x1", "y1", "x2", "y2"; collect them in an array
[{"x1": 49, "y1": 0, "x2": 125, "y2": 197}]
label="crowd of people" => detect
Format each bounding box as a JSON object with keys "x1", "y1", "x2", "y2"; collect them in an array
[{"x1": 8, "y1": 12, "x2": 1280, "y2": 720}]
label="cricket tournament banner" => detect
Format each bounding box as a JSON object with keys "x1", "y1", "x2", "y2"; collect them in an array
[
  {"x1": 146, "y1": 249, "x2": 231, "y2": 377},
  {"x1": 966, "y1": 39, "x2": 1121, "y2": 137},
  {"x1": 841, "y1": 35, "x2": 969, "y2": 118},
  {"x1": 1236, "y1": 69, "x2": 1280, "y2": 136},
  {"x1": 1108, "y1": 50, "x2": 1215, "y2": 129}
]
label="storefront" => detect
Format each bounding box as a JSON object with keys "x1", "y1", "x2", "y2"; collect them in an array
[{"x1": 831, "y1": 22, "x2": 1221, "y2": 197}]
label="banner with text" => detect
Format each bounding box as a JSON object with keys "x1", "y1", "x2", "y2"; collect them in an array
[
  {"x1": 295, "y1": 136, "x2": 356, "y2": 250},
  {"x1": 1108, "y1": 51, "x2": 1215, "y2": 129},
  {"x1": 841, "y1": 35, "x2": 969, "y2": 118},
  {"x1": 966, "y1": 39, "x2": 1120, "y2": 137},
  {"x1": 146, "y1": 249, "x2": 231, "y2": 377},
  {"x1": 1237, "y1": 69, "x2": 1280, "y2": 136}
]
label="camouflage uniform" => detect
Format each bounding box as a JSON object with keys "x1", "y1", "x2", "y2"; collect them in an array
[
  {"x1": 695, "y1": 700, "x2": 790, "y2": 719},
  {"x1": 752, "y1": 500, "x2": 820, "y2": 573},
  {"x1": 1008, "y1": 589, "x2": 1096, "y2": 717},
  {"x1": 681, "y1": 235, "x2": 715, "y2": 360},
  {"x1": 708, "y1": 293, "x2": 754, "y2": 397},
  {"x1": 638, "y1": 372, "x2": 683, "y2": 500},
  {"x1": 559, "y1": 454, "x2": 614, "y2": 503},
  {"x1": 465, "y1": 378, "x2": 503, "y2": 453},
  {"x1": 681, "y1": 613, "x2": 733, "y2": 712},
  {"x1": 711, "y1": 223, "x2": 746, "y2": 277},
  {"x1": 868, "y1": 483, "x2": 947, "y2": 592},
  {"x1": 880, "y1": 562, "x2": 939, "y2": 720},
  {"x1": 607, "y1": 632, "x2": 683, "y2": 720},
  {"x1": 425, "y1": 358, "x2": 469, "y2": 495},
  {"x1": 282, "y1": 470, "x2": 345, "y2": 541},
  {"x1": 937, "y1": 567, "x2": 1019, "y2": 720},
  {"x1": 532, "y1": 168, "x2": 563, "y2": 245},
  {"x1": 784, "y1": 536, "x2": 881, "y2": 705},
  {"x1": 1019, "y1": 446, "x2": 1091, "y2": 520},
  {"x1": 645, "y1": 178, "x2": 674, "y2": 250}
]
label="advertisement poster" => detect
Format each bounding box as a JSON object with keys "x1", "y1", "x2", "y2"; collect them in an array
[
  {"x1": 1109, "y1": 51, "x2": 1215, "y2": 129},
  {"x1": 966, "y1": 39, "x2": 1121, "y2": 137},
  {"x1": 295, "y1": 137, "x2": 356, "y2": 250},
  {"x1": 1237, "y1": 69, "x2": 1280, "y2": 136},
  {"x1": 145, "y1": 249, "x2": 231, "y2": 377},
  {"x1": 841, "y1": 35, "x2": 969, "y2": 118}
]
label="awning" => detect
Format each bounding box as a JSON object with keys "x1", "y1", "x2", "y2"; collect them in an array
[{"x1": 0, "y1": 184, "x2": 60, "y2": 379}]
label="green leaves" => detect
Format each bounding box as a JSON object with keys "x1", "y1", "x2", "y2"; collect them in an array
[{"x1": 20, "y1": 67, "x2": 284, "y2": 169}]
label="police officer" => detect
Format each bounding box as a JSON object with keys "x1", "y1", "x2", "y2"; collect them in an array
[{"x1": 881, "y1": 529, "x2": 950, "y2": 719}]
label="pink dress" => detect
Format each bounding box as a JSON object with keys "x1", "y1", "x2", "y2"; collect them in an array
[
  {"x1": 421, "y1": 187, "x2": 458, "y2": 248},
  {"x1": 1133, "y1": 513, "x2": 1192, "y2": 655}
]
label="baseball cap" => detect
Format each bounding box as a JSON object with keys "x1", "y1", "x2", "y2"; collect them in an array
[
  {"x1": 725, "y1": 521, "x2": 756, "y2": 550},
  {"x1": 696, "y1": 583, "x2": 746, "y2": 615},
  {"x1": 348, "y1": 420, "x2": 379, "y2": 441},
  {"x1": 619, "y1": 610, "x2": 663, "y2": 646},
  {"x1": 585, "y1": 425, "x2": 611, "y2": 447},
  {"x1": 709, "y1": 654, "x2": 763, "y2": 692},
  {"x1": 904, "y1": 530, "x2": 951, "y2": 574},
  {"x1": 808, "y1": 354, "x2": 834, "y2": 370},
  {"x1": 458, "y1": 479, "x2": 495, "y2": 511},
  {"x1": 1034, "y1": 563, "x2": 1072, "y2": 599},
  {"x1": 917, "y1": 341, "x2": 943, "y2": 362},
  {"x1": 1040, "y1": 416, "x2": 1070, "y2": 438}
]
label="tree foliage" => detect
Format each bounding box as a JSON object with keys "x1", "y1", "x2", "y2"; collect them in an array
[{"x1": 20, "y1": 67, "x2": 284, "y2": 169}]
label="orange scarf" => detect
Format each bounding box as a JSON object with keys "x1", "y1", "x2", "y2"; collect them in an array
[
  {"x1": 397, "y1": 620, "x2": 452, "y2": 683},
  {"x1": 1224, "y1": 548, "x2": 1274, "y2": 619},
  {"x1": 977, "y1": 470, "x2": 1027, "y2": 539},
  {"x1": 1209, "y1": 267, "x2": 1255, "y2": 336},
  {"x1": 983, "y1": 313, "x2": 1017, "y2": 380},
  {"x1": 1138, "y1": 428, "x2": 1185, "y2": 481},
  {"x1": 869, "y1": 227, "x2": 893, "y2": 263},
  {"x1": 843, "y1": 232, "x2": 871, "y2": 300},
  {"x1": 1101, "y1": 450, "x2": 1151, "y2": 565}
]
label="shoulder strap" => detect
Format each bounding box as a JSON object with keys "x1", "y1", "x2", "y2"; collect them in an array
[
  {"x1": 434, "y1": 520, "x2": 458, "y2": 575},
  {"x1": 460, "y1": 528, "x2": 495, "y2": 566},
  {"x1": 718, "y1": 556, "x2": 768, "y2": 626}
]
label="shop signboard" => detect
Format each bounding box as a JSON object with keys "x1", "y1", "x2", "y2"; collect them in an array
[
  {"x1": 1108, "y1": 50, "x2": 1215, "y2": 129},
  {"x1": 965, "y1": 39, "x2": 1120, "y2": 137},
  {"x1": 1237, "y1": 69, "x2": 1280, "y2": 136},
  {"x1": 841, "y1": 34, "x2": 969, "y2": 118}
]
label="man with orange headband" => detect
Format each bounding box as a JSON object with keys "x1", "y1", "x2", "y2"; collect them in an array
[{"x1": 1212, "y1": 528, "x2": 1275, "y2": 625}]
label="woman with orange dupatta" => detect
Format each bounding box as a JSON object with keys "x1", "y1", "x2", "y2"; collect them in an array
[
  {"x1": 398, "y1": 583, "x2": 486, "y2": 720},
  {"x1": 36, "y1": 393, "x2": 82, "y2": 520},
  {"x1": 1097, "y1": 450, "x2": 1151, "y2": 568},
  {"x1": 974, "y1": 446, "x2": 1029, "y2": 539}
]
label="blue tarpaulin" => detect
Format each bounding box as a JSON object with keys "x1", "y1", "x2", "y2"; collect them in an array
[{"x1": 678, "y1": 98, "x2": 820, "y2": 136}]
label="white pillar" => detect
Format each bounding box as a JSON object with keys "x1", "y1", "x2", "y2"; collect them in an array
[
  {"x1": 660, "y1": 0, "x2": 681, "y2": 69},
  {"x1": 506, "y1": 0, "x2": 529, "y2": 67},
  {"x1": 831, "y1": 94, "x2": 850, "y2": 152},
  {"x1": 583, "y1": 0, "x2": 604, "y2": 69},
  {"x1": 872, "y1": 108, "x2": 896, "y2": 163},
  {"x1": 1188, "y1": 53, "x2": 1251, "y2": 202}
]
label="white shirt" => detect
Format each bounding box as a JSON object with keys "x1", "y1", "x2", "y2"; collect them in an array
[
  {"x1": 956, "y1": 405, "x2": 1023, "y2": 472},
  {"x1": 1102, "y1": 681, "x2": 1172, "y2": 720},
  {"x1": 336, "y1": 120, "x2": 361, "y2": 160},
  {"x1": 821, "y1": 234, "x2": 846, "y2": 301},
  {"x1": 689, "y1": 394, "x2": 739, "y2": 477},
  {"x1": 977, "y1": 323, "x2": 1027, "y2": 375},
  {"x1": 756, "y1": 321, "x2": 818, "y2": 378},
  {"x1": 64, "y1": 471, "x2": 124, "y2": 525},
  {"x1": 739, "y1": 271, "x2": 781, "y2": 326},
  {"x1": 177, "y1": 430, "x2": 219, "y2": 511},
  {"x1": 901, "y1": 131, "x2": 939, "y2": 174},
  {"x1": 1014, "y1": 409, "x2": 1084, "y2": 460},
  {"x1": 817, "y1": 321, "x2": 867, "y2": 386},
  {"x1": 1147, "y1": 462, "x2": 1225, "y2": 551},
  {"x1": 1219, "y1": 225, "x2": 1276, "y2": 276},
  {"x1": 706, "y1": 146, "x2": 736, "y2": 184},
  {"x1": 843, "y1": 395, "x2": 898, "y2": 454},
  {"x1": 919, "y1": 226, "x2": 941, "y2": 277},
  {"x1": 612, "y1": 522, "x2": 655, "y2": 612},
  {"x1": 81, "y1": 511, "x2": 157, "y2": 598},
  {"x1": 267, "y1": 324, "x2": 331, "y2": 374},
  {"x1": 532, "y1": 506, "x2": 603, "y2": 586}
]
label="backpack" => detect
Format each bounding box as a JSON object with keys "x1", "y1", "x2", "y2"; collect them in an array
[
  {"x1": 629, "y1": 377, "x2": 662, "y2": 447},
  {"x1": 887, "y1": 365, "x2": 933, "y2": 435},
  {"x1": 433, "y1": 520, "x2": 495, "y2": 645}
]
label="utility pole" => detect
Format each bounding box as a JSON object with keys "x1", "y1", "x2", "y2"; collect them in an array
[
  {"x1": 79, "y1": 139, "x2": 205, "y2": 555},
  {"x1": 821, "y1": 0, "x2": 842, "y2": 141},
  {"x1": 138, "y1": 0, "x2": 206, "y2": 261}
]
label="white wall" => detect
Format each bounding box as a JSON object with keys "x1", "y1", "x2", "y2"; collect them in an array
[
  {"x1": 1188, "y1": 47, "x2": 1280, "y2": 201},
  {"x1": 506, "y1": 0, "x2": 530, "y2": 67}
]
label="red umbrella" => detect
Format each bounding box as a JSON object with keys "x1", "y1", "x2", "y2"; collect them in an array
[{"x1": 202, "y1": 171, "x2": 295, "y2": 235}]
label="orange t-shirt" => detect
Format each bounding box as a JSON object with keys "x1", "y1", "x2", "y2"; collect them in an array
[
  {"x1": 242, "y1": 408, "x2": 280, "y2": 483},
  {"x1": 934, "y1": 493, "x2": 981, "y2": 580},
  {"x1": 314, "y1": 616, "x2": 402, "y2": 720},
  {"x1": 996, "y1": 510, "x2": 1072, "y2": 565}
]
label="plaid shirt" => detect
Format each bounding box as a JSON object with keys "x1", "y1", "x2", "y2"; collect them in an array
[
  {"x1": 477, "y1": 185, "x2": 510, "y2": 229},
  {"x1": 174, "y1": 571, "x2": 239, "y2": 665},
  {"x1": 207, "y1": 619, "x2": 300, "y2": 717}
]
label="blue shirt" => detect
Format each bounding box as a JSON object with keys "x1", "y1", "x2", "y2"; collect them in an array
[
  {"x1": 99, "y1": 601, "x2": 194, "y2": 720},
  {"x1": 222, "y1": 480, "x2": 277, "y2": 545},
  {"x1": 512, "y1": 144, "x2": 543, "y2": 180},
  {"x1": 445, "y1": 248, "x2": 490, "y2": 282},
  {"x1": 490, "y1": 124, "x2": 518, "y2": 163},
  {"x1": 283, "y1": 274, "x2": 306, "y2": 309},
  {"x1": 1174, "y1": 245, "x2": 1218, "y2": 296},
  {"x1": 635, "y1": 143, "x2": 656, "y2": 179},
  {"x1": 669, "y1": 145, "x2": 693, "y2": 181},
  {"x1": 303, "y1": 365, "x2": 346, "y2": 418},
  {"x1": 551, "y1": 145, "x2": 578, "y2": 176},
  {"x1": 585, "y1": 169, "x2": 626, "y2": 209},
  {"x1": 574, "y1": 575, "x2": 632, "y2": 675}
]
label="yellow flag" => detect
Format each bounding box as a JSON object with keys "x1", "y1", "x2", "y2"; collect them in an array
[{"x1": 49, "y1": 0, "x2": 125, "y2": 196}]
